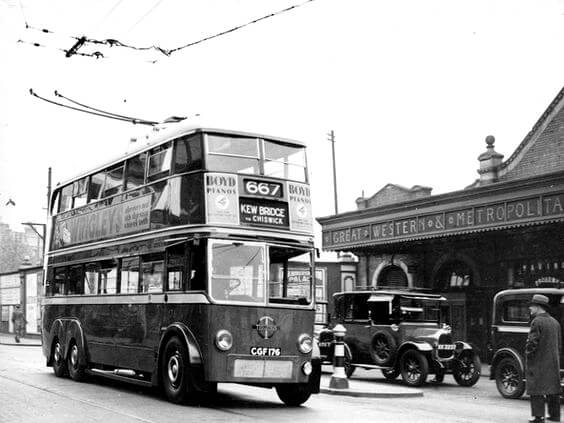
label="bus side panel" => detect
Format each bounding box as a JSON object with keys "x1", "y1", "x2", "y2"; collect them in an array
[
  {"x1": 115, "y1": 301, "x2": 164, "y2": 372},
  {"x1": 81, "y1": 303, "x2": 118, "y2": 366}
]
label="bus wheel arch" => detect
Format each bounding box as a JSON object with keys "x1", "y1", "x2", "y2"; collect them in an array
[{"x1": 157, "y1": 324, "x2": 204, "y2": 398}]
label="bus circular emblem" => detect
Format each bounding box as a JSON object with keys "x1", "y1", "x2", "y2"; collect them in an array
[{"x1": 253, "y1": 316, "x2": 278, "y2": 339}]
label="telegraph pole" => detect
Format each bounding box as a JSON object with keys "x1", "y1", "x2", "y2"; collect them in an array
[{"x1": 328, "y1": 130, "x2": 338, "y2": 214}]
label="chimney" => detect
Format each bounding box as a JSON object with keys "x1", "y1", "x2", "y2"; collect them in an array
[{"x1": 477, "y1": 135, "x2": 504, "y2": 184}]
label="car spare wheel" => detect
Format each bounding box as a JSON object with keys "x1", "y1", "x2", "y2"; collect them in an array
[{"x1": 370, "y1": 331, "x2": 397, "y2": 366}]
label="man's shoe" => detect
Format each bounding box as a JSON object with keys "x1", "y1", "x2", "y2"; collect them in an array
[
  {"x1": 529, "y1": 418, "x2": 545, "y2": 423},
  {"x1": 547, "y1": 418, "x2": 560, "y2": 422}
]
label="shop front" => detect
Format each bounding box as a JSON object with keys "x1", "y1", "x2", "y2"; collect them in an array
[
  {"x1": 317, "y1": 85, "x2": 564, "y2": 358},
  {"x1": 0, "y1": 266, "x2": 43, "y2": 336}
]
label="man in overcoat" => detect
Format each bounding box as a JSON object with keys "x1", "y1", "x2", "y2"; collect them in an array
[{"x1": 526, "y1": 294, "x2": 562, "y2": 423}]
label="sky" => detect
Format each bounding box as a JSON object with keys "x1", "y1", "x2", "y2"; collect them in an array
[{"x1": 1, "y1": 0, "x2": 564, "y2": 248}]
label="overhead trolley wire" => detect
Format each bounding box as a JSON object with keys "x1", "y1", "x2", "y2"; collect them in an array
[
  {"x1": 29, "y1": 89, "x2": 158, "y2": 125},
  {"x1": 18, "y1": 0, "x2": 317, "y2": 59}
]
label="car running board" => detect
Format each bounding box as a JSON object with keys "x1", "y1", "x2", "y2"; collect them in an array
[{"x1": 86, "y1": 368, "x2": 152, "y2": 387}]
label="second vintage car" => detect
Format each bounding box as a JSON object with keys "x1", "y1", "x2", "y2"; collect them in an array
[
  {"x1": 489, "y1": 287, "x2": 564, "y2": 398},
  {"x1": 318, "y1": 290, "x2": 481, "y2": 387}
]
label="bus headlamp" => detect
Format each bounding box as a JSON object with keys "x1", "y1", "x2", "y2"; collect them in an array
[
  {"x1": 297, "y1": 333, "x2": 313, "y2": 354},
  {"x1": 215, "y1": 329, "x2": 233, "y2": 351}
]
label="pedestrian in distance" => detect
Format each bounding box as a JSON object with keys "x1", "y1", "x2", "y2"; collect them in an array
[
  {"x1": 11, "y1": 304, "x2": 26, "y2": 343},
  {"x1": 526, "y1": 294, "x2": 562, "y2": 423}
]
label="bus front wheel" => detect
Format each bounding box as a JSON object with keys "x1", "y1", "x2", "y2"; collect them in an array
[
  {"x1": 275, "y1": 384, "x2": 312, "y2": 406},
  {"x1": 162, "y1": 336, "x2": 191, "y2": 404}
]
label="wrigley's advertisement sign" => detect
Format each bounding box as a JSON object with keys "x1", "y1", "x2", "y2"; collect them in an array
[
  {"x1": 53, "y1": 195, "x2": 152, "y2": 248},
  {"x1": 323, "y1": 191, "x2": 564, "y2": 249}
]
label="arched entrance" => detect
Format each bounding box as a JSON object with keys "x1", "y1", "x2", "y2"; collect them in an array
[{"x1": 377, "y1": 265, "x2": 408, "y2": 288}]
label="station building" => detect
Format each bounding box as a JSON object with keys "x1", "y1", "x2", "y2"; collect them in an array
[{"x1": 317, "y1": 86, "x2": 564, "y2": 357}]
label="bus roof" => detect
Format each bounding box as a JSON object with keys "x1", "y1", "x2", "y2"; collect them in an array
[{"x1": 55, "y1": 124, "x2": 306, "y2": 188}]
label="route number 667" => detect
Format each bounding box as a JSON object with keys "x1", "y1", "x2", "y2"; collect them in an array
[{"x1": 244, "y1": 180, "x2": 283, "y2": 198}]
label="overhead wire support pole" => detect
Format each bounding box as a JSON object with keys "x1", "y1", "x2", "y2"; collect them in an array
[{"x1": 328, "y1": 130, "x2": 338, "y2": 215}]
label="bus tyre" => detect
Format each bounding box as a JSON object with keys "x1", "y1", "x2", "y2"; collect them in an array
[
  {"x1": 495, "y1": 357, "x2": 526, "y2": 399},
  {"x1": 162, "y1": 336, "x2": 191, "y2": 404},
  {"x1": 67, "y1": 342, "x2": 86, "y2": 382},
  {"x1": 399, "y1": 350, "x2": 428, "y2": 387},
  {"x1": 52, "y1": 339, "x2": 67, "y2": 378},
  {"x1": 453, "y1": 352, "x2": 481, "y2": 387},
  {"x1": 275, "y1": 384, "x2": 312, "y2": 406}
]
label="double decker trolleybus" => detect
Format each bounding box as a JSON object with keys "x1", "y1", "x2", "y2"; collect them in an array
[{"x1": 41, "y1": 125, "x2": 320, "y2": 406}]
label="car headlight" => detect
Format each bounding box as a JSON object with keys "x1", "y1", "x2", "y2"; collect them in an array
[
  {"x1": 215, "y1": 329, "x2": 233, "y2": 351},
  {"x1": 297, "y1": 333, "x2": 313, "y2": 354}
]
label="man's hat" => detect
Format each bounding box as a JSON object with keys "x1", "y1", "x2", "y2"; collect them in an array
[{"x1": 530, "y1": 294, "x2": 550, "y2": 307}]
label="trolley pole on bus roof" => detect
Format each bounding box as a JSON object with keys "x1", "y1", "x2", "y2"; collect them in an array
[{"x1": 328, "y1": 130, "x2": 338, "y2": 215}]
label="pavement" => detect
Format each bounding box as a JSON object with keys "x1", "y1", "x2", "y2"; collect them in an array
[
  {"x1": 0, "y1": 333, "x2": 42, "y2": 346},
  {"x1": 320, "y1": 367, "x2": 424, "y2": 398}
]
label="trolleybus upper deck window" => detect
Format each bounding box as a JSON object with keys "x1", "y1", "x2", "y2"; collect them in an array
[
  {"x1": 206, "y1": 135, "x2": 260, "y2": 175},
  {"x1": 264, "y1": 141, "x2": 307, "y2": 183}
]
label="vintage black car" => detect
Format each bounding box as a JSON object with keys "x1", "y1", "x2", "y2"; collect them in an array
[
  {"x1": 489, "y1": 288, "x2": 564, "y2": 398},
  {"x1": 318, "y1": 290, "x2": 481, "y2": 387}
]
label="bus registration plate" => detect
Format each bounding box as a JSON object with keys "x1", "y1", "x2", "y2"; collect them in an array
[{"x1": 233, "y1": 359, "x2": 293, "y2": 378}]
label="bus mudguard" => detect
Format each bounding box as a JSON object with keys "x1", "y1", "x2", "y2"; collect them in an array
[
  {"x1": 157, "y1": 323, "x2": 203, "y2": 365},
  {"x1": 489, "y1": 347, "x2": 524, "y2": 381}
]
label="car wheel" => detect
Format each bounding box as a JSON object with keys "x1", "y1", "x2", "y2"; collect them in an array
[
  {"x1": 52, "y1": 339, "x2": 67, "y2": 377},
  {"x1": 67, "y1": 341, "x2": 87, "y2": 382},
  {"x1": 162, "y1": 336, "x2": 191, "y2": 404},
  {"x1": 495, "y1": 357, "x2": 525, "y2": 399},
  {"x1": 276, "y1": 384, "x2": 312, "y2": 406},
  {"x1": 400, "y1": 350, "x2": 428, "y2": 387},
  {"x1": 344, "y1": 344, "x2": 355, "y2": 378},
  {"x1": 453, "y1": 352, "x2": 481, "y2": 387},
  {"x1": 381, "y1": 368, "x2": 400, "y2": 380},
  {"x1": 370, "y1": 331, "x2": 397, "y2": 366}
]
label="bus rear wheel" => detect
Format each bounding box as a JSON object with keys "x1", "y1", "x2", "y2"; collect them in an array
[
  {"x1": 162, "y1": 336, "x2": 191, "y2": 404},
  {"x1": 67, "y1": 341, "x2": 86, "y2": 382},
  {"x1": 275, "y1": 384, "x2": 312, "y2": 406},
  {"x1": 52, "y1": 339, "x2": 67, "y2": 377}
]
